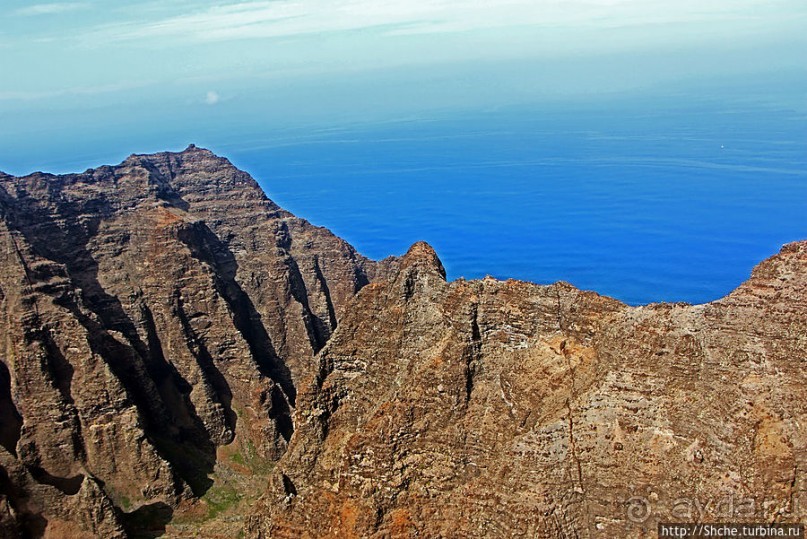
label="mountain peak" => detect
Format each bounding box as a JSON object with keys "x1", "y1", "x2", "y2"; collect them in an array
[
  {"x1": 400, "y1": 241, "x2": 446, "y2": 280},
  {"x1": 181, "y1": 143, "x2": 214, "y2": 155}
]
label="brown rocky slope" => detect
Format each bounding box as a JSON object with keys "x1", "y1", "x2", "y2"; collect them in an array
[
  {"x1": 247, "y1": 242, "x2": 806, "y2": 538},
  {"x1": 0, "y1": 147, "x2": 804, "y2": 538},
  {"x1": 0, "y1": 146, "x2": 393, "y2": 537}
]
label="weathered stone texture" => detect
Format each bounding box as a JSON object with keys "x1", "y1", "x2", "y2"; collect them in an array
[
  {"x1": 0, "y1": 147, "x2": 382, "y2": 537},
  {"x1": 251, "y1": 241, "x2": 806, "y2": 538}
]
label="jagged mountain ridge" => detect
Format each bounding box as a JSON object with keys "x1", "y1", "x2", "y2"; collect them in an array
[
  {"x1": 247, "y1": 241, "x2": 806, "y2": 538},
  {"x1": 0, "y1": 147, "x2": 804, "y2": 538},
  {"x1": 0, "y1": 146, "x2": 395, "y2": 537}
]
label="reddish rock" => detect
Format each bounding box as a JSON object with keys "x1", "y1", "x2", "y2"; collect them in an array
[{"x1": 249, "y1": 241, "x2": 806, "y2": 538}]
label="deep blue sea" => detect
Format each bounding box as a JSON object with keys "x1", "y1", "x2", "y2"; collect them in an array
[
  {"x1": 4, "y1": 99, "x2": 804, "y2": 306},
  {"x1": 223, "y1": 102, "x2": 807, "y2": 306}
]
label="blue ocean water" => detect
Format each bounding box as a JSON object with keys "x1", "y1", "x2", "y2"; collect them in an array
[{"x1": 227, "y1": 102, "x2": 806, "y2": 306}]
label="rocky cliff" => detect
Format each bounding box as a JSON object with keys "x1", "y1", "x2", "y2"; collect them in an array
[
  {"x1": 0, "y1": 146, "x2": 393, "y2": 537},
  {"x1": 0, "y1": 148, "x2": 804, "y2": 538},
  {"x1": 246, "y1": 241, "x2": 806, "y2": 538}
]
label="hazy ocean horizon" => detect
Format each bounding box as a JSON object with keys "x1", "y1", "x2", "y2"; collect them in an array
[{"x1": 224, "y1": 102, "x2": 807, "y2": 306}]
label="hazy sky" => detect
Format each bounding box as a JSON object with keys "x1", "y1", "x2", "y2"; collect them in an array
[{"x1": 1, "y1": 0, "x2": 805, "y2": 173}]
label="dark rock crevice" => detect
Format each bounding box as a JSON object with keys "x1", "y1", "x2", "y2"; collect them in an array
[
  {"x1": 284, "y1": 255, "x2": 330, "y2": 354},
  {"x1": 312, "y1": 256, "x2": 338, "y2": 334},
  {"x1": 276, "y1": 221, "x2": 333, "y2": 353},
  {"x1": 35, "y1": 327, "x2": 76, "y2": 408},
  {"x1": 17, "y1": 316, "x2": 86, "y2": 468},
  {"x1": 138, "y1": 300, "x2": 200, "y2": 435},
  {"x1": 61, "y1": 296, "x2": 166, "y2": 422},
  {"x1": 177, "y1": 221, "x2": 297, "y2": 407},
  {"x1": 464, "y1": 303, "x2": 482, "y2": 405},
  {"x1": 280, "y1": 474, "x2": 297, "y2": 497},
  {"x1": 115, "y1": 304, "x2": 220, "y2": 495},
  {"x1": 268, "y1": 385, "x2": 294, "y2": 443},
  {"x1": 0, "y1": 464, "x2": 47, "y2": 539},
  {"x1": 172, "y1": 294, "x2": 237, "y2": 445},
  {"x1": 353, "y1": 264, "x2": 371, "y2": 294},
  {"x1": 120, "y1": 501, "x2": 173, "y2": 539},
  {"x1": 27, "y1": 466, "x2": 84, "y2": 496},
  {"x1": 0, "y1": 361, "x2": 22, "y2": 457}
]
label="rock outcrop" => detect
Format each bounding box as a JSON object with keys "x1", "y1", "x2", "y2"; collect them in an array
[
  {"x1": 0, "y1": 146, "x2": 390, "y2": 537},
  {"x1": 0, "y1": 148, "x2": 804, "y2": 538},
  {"x1": 248, "y1": 241, "x2": 806, "y2": 538}
]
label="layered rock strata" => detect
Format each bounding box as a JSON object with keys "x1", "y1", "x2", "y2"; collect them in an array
[
  {"x1": 0, "y1": 146, "x2": 388, "y2": 536},
  {"x1": 249, "y1": 241, "x2": 806, "y2": 538}
]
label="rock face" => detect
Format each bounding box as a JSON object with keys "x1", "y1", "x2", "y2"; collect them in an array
[
  {"x1": 1, "y1": 148, "x2": 805, "y2": 538},
  {"x1": 249, "y1": 241, "x2": 806, "y2": 538},
  {"x1": 0, "y1": 147, "x2": 390, "y2": 537}
]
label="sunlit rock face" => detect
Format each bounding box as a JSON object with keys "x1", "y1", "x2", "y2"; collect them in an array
[{"x1": 249, "y1": 243, "x2": 806, "y2": 538}]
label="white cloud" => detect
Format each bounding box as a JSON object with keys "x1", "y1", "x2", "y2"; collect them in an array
[
  {"x1": 83, "y1": 0, "x2": 794, "y2": 44},
  {"x1": 14, "y1": 2, "x2": 87, "y2": 16},
  {"x1": 204, "y1": 90, "x2": 220, "y2": 105}
]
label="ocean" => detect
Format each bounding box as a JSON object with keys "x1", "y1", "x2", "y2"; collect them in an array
[{"x1": 225, "y1": 101, "x2": 807, "y2": 306}]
